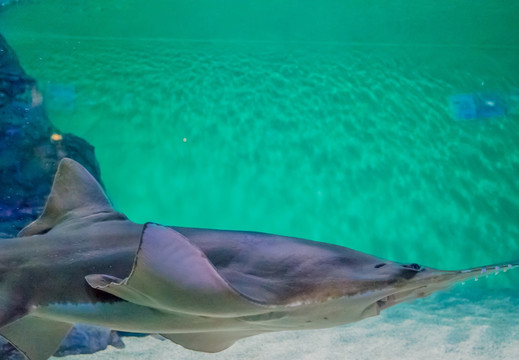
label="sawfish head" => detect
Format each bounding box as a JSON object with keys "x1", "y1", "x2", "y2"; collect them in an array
[
  {"x1": 170, "y1": 226, "x2": 519, "y2": 329},
  {"x1": 230, "y1": 254, "x2": 519, "y2": 330},
  {"x1": 352, "y1": 261, "x2": 517, "y2": 319}
]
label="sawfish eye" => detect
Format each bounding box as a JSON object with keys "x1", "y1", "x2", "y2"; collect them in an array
[
  {"x1": 374, "y1": 263, "x2": 386, "y2": 269},
  {"x1": 403, "y1": 263, "x2": 422, "y2": 271}
]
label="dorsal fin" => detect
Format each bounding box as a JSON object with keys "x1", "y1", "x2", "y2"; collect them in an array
[{"x1": 18, "y1": 158, "x2": 115, "y2": 237}]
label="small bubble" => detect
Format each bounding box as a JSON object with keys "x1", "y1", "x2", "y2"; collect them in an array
[{"x1": 474, "y1": 278, "x2": 479, "y2": 282}]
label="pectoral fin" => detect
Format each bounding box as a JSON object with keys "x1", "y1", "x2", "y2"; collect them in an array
[
  {"x1": 0, "y1": 315, "x2": 72, "y2": 360},
  {"x1": 86, "y1": 224, "x2": 265, "y2": 316},
  {"x1": 85, "y1": 274, "x2": 154, "y2": 306}
]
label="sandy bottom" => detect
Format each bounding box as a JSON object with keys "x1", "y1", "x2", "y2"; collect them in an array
[{"x1": 52, "y1": 287, "x2": 519, "y2": 360}]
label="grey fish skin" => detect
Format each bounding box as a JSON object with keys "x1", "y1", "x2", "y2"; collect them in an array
[{"x1": 0, "y1": 158, "x2": 517, "y2": 360}]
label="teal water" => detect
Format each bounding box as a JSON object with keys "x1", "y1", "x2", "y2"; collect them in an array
[{"x1": 1, "y1": 1, "x2": 519, "y2": 288}]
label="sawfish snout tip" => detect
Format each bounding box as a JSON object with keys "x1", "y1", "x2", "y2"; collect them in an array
[
  {"x1": 410, "y1": 261, "x2": 519, "y2": 290},
  {"x1": 456, "y1": 262, "x2": 519, "y2": 284}
]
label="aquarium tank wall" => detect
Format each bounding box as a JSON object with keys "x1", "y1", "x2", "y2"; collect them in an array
[{"x1": 0, "y1": 0, "x2": 518, "y2": 359}]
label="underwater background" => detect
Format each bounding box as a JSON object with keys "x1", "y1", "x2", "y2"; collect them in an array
[{"x1": 1, "y1": 0, "x2": 519, "y2": 358}]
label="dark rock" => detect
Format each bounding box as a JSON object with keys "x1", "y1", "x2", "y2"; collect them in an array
[
  {"x1": 53, "y1": 325, "x2": 125, "y2": 357},
  {"x1": 0, "y1": 32, "x2": 102, "y2": 238},
  {"x1": 0, "y1": 342, "x2": 25, "y2": 360},
  {"x1": 0, "y1": 33, "x2": 121, "y2": 358}
]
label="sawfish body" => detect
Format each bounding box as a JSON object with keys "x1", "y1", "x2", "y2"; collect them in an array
[{"x1": 0, "y1": 158, "x2": 516, "y2": 360}]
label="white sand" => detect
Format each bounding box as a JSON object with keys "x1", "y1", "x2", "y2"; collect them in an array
[{"x1": 52, "y1": 287, "x2": 519, "y2": 360}]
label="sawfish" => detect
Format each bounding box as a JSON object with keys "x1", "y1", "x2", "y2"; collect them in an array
[{"x1": 0, "y1": 158, "x2": 516, "y2": 360}]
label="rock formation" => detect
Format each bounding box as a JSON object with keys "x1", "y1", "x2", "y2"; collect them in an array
[{"x1": 1, "y1": 32, "x2": 123, "y2": 358}]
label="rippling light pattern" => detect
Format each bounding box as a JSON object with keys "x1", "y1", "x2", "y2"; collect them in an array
[{"x1": 1, "y1": 4, "x2": 518, "y2": 288}]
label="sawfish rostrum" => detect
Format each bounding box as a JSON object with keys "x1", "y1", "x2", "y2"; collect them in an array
[{"x1": 0, "y1": 158, "x2": 516, "y2": 360}]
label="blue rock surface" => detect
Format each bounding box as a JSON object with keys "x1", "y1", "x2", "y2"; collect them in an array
[
  {"x1": 0, "y1": 32, "x2": 126, "y2": 359},
  {"x1": 54, "y1": 325, "x2": 125, "y2": 357},
  {"x1": 448, "y1": 92, "x2": 507, "y2": 120},
  {"x1": 0, "y1": 32, "x2": 102, "y2": 237}
]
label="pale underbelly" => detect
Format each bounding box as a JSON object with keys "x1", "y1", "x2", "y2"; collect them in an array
[{"x1": 33, "y1": 301, "x2": 270, "y2": 334}]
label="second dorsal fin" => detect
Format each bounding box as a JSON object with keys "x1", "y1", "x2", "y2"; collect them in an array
[{"x1": 18, "y1": 158, "x2": 115, "y2": 237}]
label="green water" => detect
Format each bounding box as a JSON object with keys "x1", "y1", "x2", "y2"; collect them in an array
[{"x1": 1, "y1": 1, "x2": 519, "y2": 287}]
